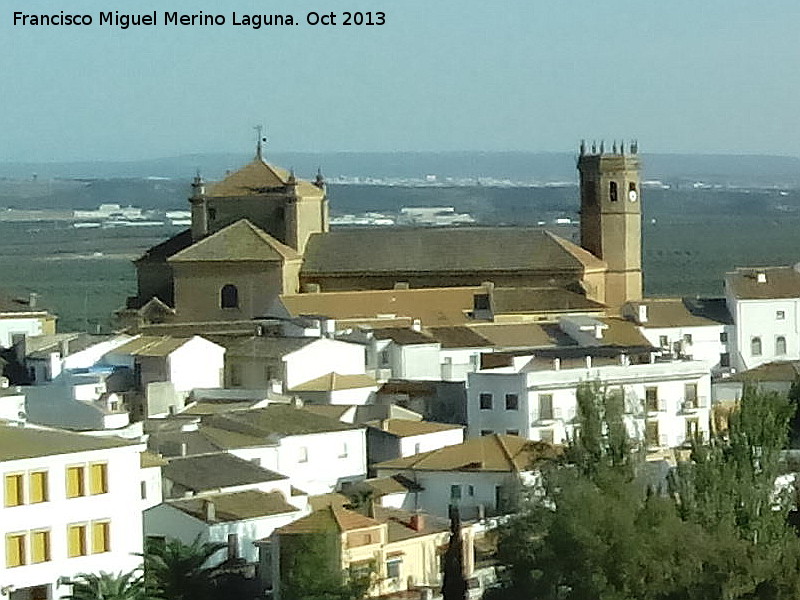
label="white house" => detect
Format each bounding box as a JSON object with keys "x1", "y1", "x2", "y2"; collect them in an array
[
  {"x1": 374, "y1": 434, "x2": 557, "y2": 519},
  {"x1": 0, "y1": 424, "x2": 145, "y2": 600},
  {"x1": 146, "y1": 405, "x2": 368, "y2": 496},
  {"x1": 221, "y1": 336, "x2": 366, "y2": 391},
  {"x1": 24, "y1": 334, "x2": 134, "y2": 384},
  {"x1": 724, "y1": 266, "x2": 800, "y2": 372},
  {"x1": 467, "y1": 352, "x2": 712, "y2": 449},
  {"x1": 0, "y1": 292, "x2": 56, "y2": 349},
  {"x1": 288, "y1": 372, "x2": 378, "y2": 405},
  {"x1": 365, "y1": 419, "x2": 465, "y2": 466},
  {"x1": 623, "y1": 298, "x2": 733, "y2": 374},
  {"x1": 366, "y1": 329, "x2": 441, "y2": 382}
]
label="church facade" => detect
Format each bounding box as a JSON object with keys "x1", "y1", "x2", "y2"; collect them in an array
[{"x1": 125, "y1": 141, "x2": 643, "y2": 325}]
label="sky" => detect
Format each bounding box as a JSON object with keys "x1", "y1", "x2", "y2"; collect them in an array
[{"x1": 3, "y1": 0, "x2": 800, "y2": 161}]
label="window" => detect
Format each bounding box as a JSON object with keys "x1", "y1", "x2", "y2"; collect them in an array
[
  {"x1": 91, "y1": 521, "x2": 110, "y2": 554},
  {"x1": 140, "y1": 481, "x2": 148, "y2": 500},
  {"x1": 505, "y1": 394, "x2": 519, "y2": 410},
  {"x1": 467, "y1": 485, "x2": 475, "y2": 496},
  {"x1": 720, "y1": 353, "x2": 731, "y2": 367},
  {"x1": 683, "y1": 334, "x2": 693, "y2": 345},
  {"x1": 414, "y1": 442, "x2": 421, "y2": 454},
  {"x1": 89, "y1": 463, "x2": 108, "y2": 495},
  {"x1": 659, "y1": 335, "x2": 669, "y2": 348},
  {"x1": 540, "y1": 429, "x2": 555, "y2": 444},
  {"x1": 473, "y1": 294, "x2": 490, "y2": 311},
  {"x1": 5, "y1": 474, "x2": 23, "y2": 507},
  {"x1": 645, "y1": 421, "x2": 660, "y2": 447},
  {"x1": 5, "y1": 533, "x2": 25, "y2": 567},
  {"x1": 379, "y1": 348, "x2": 391, "y2": 367},
  {"x1": 230, "y1": 365, "x2": 242, "y2": 387},
  {"x1": 29, "y1": 471, "x2": 47, "y2": 504},
  {"x1": 751, "y1": 337, "x2": 762, "y2": 356},
  {"x1": 506, "y1": 429, "x2": 519, "y2": 436},
  {"x1": 67, "y1": 524, "x2": 88, "y2": 557},
  {"x1": 298, "y1": 447, "x2": 308, "y2": 463},
  {"x1": 480, "y1": 430, "x2": 493, "y2": 436},
  {"x1": 31, "y1": 530, "x2": 50, "y2": 564},
  {"x1": 386, "y1": 557, "x2": 402, "y2": 579},
  {"x1": 208, "y1": 207, "x2": 217, "y2": 220},
  {"x1": 450, "y1": 484, "x2": 461, "y2": 500},
  {"x1": 776, "y1": 336, "x2": 787, "y2": 356},
  {"x1": 66, "y1": 466, "x2": 85, "y2": 498},
  {"x1": 684, "y1": 384, "x2": 698, "y2": 408},
  {"x1": 479, "y1": 393, "x2": 493, "y2": 410},
  {"x1": 720, "y1": 332, "x2": 728, "y2": 343},
  {"x1": 686, "y1": 419, "x2": 700, "y2": 443},
  {"x1": 538, "y1": 394, "x2": 553, "y2": 420},
  {"x1": 777, "y1": 310, "x2": 786, "y2": 320},
  {"x1": 609, "y1": 181, "x2": 618, "y2": 202},
  {"x1": 220, "y1": 284, "x2": 239, "y2": 309},
  {"x1": 645, "y1": 387, "x2": 659, "y2": 412},
  {"x1": 339, "y1": 443, "x2": 348, "y2": 459}
]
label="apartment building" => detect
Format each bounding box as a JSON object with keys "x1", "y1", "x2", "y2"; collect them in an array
[{"x1": 0, "y1": 425, "x2": 145, "y2": 600}]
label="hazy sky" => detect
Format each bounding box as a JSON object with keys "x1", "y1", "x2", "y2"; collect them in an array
[{"x1": 3, "y1": 0, "x2": 800, "y2": 161}]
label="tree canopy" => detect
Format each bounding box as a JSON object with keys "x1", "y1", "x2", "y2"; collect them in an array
[{"x1": 489, "y1": 383, "x2": 800, "y2": 600}]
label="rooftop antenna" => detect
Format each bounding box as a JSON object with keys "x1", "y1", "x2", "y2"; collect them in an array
[{"x1": 254, "y1": 124, "x2": 267, "y2": 160}]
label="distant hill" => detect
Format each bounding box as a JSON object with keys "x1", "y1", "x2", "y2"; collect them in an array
[{"x1": 2, "y1": 151, "x2": 800, "y2": 187}]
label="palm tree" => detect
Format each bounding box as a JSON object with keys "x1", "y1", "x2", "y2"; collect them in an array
[
  {"x1": 63, "y1": 570, "x2": 146, "y2": 600},
  {"x1": 143, "y1": 536, "x2": 226, "y2": 600}
]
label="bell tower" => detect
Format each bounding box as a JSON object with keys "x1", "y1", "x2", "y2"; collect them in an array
[{"x1": 578, "y1": 140, "x2": 642, "y2": 308}]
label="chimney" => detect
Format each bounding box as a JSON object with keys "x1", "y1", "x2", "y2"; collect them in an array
[
  {"x1": 585, "y1": 355, "x2": 592, "y2": 369},
  {"x1": 0, "y1": 377, "x2": 9, "y2": 389},
  {"x1": 380, "y1": 419, "x2": 390, "y2": 431},
  {"x1": 393, "y1": 282, "x2": 410, "y2": 290},
  {"x1": 757, "y1": 271, "x2": 767, "y2": 283},
  {"x1": 290, "y1": 396, "x2": 304, "y2": 408},
  {"x1": 28, "y1": 292, "x2": 38, "y2": 308},
  {"x1": 180, "y1": 442, "x2": 187, "y2": 457},
  {"x1": 553, "y1": 358, "x2": 561, "y2": 371},
  {"x1": 638, "y1": 304, "x2": 648, "y2": 324},
  {"x1": 203, "y1": 500, "x2": 216, "y2": 522},
  {"x1": 411, "y1": 319, "x2": 422, "y2": 332},
  {"x1": 301, "y1": 283, "x2": 321, "y2": 294},
  {"x1": 619, "y1": 353, "x2": 629, "y2": 366},
  {"x1": 227, "y1": 533, "x2": 239, "y2": 560},
  {"x1": 409, "y1": 512, "x2": 425, "y2": 531}
]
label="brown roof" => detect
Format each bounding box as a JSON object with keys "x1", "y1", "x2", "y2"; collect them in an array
[
  {"x1": 290, "y1": 372, "x2": 378, "y2": 392},
  {"x1": 728, "y1": 360, "x2": 800, "y2": 383},
  {"x1": 366, "y1": 419, "x2": 463, "y2": 438},
  {"x1": 469, "y1": 323, "x2": 566, "y2": 349},
  {"x1": 140, "y1": 451, "x2": 168, "y2": 469},
  {"x1": 276, "y1": 505, "x2": 381, "y2": 534},
  {"x1": 169, "y1": 219, "x2": 300, "y2": 263},
  {"x1": 625, "y1": 297, "x2": 732, "y2": 327},
  {"x1": 302, "y1": 228, "x2": 601, "y2": 276},
  {"x1": 134, "y1": 229, "x2": 193, "y2": 264},
  {"x1": 726, "y1": 266, "x2": 800, "y2": 300},
  {"x1": 163, "y1": 453, "x2": 286, "y2": 491},
  {"x1": 280, "y1": 287, "x2": 480, "y2": 327},
  {"x1": 216, "y1": 336, "x2": 317, "y2": 359},
  {"x1": 205, "y1": 158, "x2": 290, "y2": 196},
  {"x1": 302, "y1": 405, "x2": 355, "y2": 421},
  {"x1": 492, "y1": 287, "x2": 606, "y2": 314},
  {"x1": 168, "y1": 490, "x2": 298, "y2": 523},
  {"x1": 372, "y1": 328, "x2": 438, "y2": 345},
  {"x1": 110, "y1": 335, "x2": 195, "y2": 357},
  {"x1": 0, "y1": 425, "x2": 136, "y2": 461},
  {"x1": 204, "y1": 405, "x2": 355, "y2": 437},
  {"x1": 374, "y1": 434, "x2": 558, "y2": 473},
  {"x1": 426, "y1": 326, "x2": 492, "y2": 349},
  {"x1": 0, "y1": 290, "x2": 51, "y2": 314},
  {"x1": 599, "y1": 318, "x2": 653, "y2": 347}
]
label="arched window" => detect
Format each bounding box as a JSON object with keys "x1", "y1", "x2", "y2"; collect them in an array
[
  {"x1": 220, "y1": 284, "x2": 239, "y2": 309},
  {"x1": 609, "y1": 181, "x2": 618, "y2": 202},
  {"x1": 751, "y1": 337, "x2": 762, "y2": 357},
  {"x1": 776, "y1": 336, "x2": 787, "y2": 355}
]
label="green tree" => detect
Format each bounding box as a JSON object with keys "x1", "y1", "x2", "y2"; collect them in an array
[
  {"x1": 489, "y1": 383, "x2": 800, "y2": 600},
  {"x1": 63, "y1": 570, "x2": 147, "y2": 600},
  {"x1": 279, "y1": 531, "x2": 374, "y2": 600},
  {"x1": 142, "y1": 536, "x2": 226, "y2": 600}
]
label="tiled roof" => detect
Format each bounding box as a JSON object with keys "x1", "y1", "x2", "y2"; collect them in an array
[
  {"x1": 470, "y1": 323, "x2": 567, "y2": 349},
  {"x1": 491, "y1": 287, "x2": 606, "y2": 314},
  {"x1": 372, "y1": 328, "x2": 437, "y2": 345},
  {"x1": 134, "y1": 229, "x2": 193, "y2": 264},
  {"x1": 302, "y1": 229, "x2": 599, "y2": 275},
  {"x1": 204, "y1": 405, "x2": 355, "y2": 438},
  {"x1": 169, "y1": 219, "x2": 300, "y2": 263},
  {"x1": 726, "y1": 266, "x2": 800, "y2": 300},
  {"x1": 366, "y1": 419, "x2": 463, "y2": 438},
  {"x1": 110, "y1": 335, "x2": 194, "y2": 357},
  {"x1": 728, "y1": 360, "x2": 800, "y2": 383},
  {"x1": 163, "y1": 452, "x2": 286, "y2": 492},
  {"x1": 168, "y1": 490, "x2": 298, "y2": 523},
  {"x1": 426, "y1": 327, "x2": 492, "y2": 349},
  {"x1": 625, "y1": 297, "x2": 732, "y2": 327},
  {"x1": 374, "y1": 434, "x2": 558, "y2": 473},
  {"x1": 215, "y1": 335, "x2": 317, "y2": 358},
  {"x1": 276, "y1": 505, "x2": 380, "y2": 534},
  {"x1": 302, "y1": 405, "x2": 355, "y2": 421},
  {"x1": 207, "y1": 158, "x2": 290, "y2": 195},
  {"x1": 290, "y1": 372, "x2": 378, "y2": 392},
  {"x1": 0, "y1": 425, "x2": 136, "y2": 461},
  {"x1": 280, "y1": 287, "x2": 480, "y2": 327},
  {"x1": 0, "y1": 290, "x2": 50, "y2": 314}
]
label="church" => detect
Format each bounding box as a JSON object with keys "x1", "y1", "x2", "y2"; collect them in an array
[{"x1": 125, "y1": 140, "x2": 643, "y2": 326}]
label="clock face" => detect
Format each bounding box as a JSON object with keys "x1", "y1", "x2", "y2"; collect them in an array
[{"x1": 628, "y1": 189, "x2": 638, "y2": 202}]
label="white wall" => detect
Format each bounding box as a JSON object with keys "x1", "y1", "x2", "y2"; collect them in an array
[
  {"x1": 728, "y1": 296, "x2": 800, "y2": 371},
  {"x1": 468, "y1": 360, "x2": 712, "y2": 449},
  {"x1": 0, "y1": 317, "x2": 46, "y2": 348},
  {"x1": 639, "y1": 324, "x2": 730, "y2": 372},
  {"x1": 398, "y1": 428, "x2": 465, "y2": 457},
  {"x1": 392, "y1": 344, "x2": 442, "y2": 381},
  {"x1": 168, "y1": 337, "x2": 225, "y2": 392},
  {"x1": 0, "y1": 443, "x2": 145, "y2": 598},
  {"x1": 283, "y1": 339, "x2": 366, "y2": 391}
]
